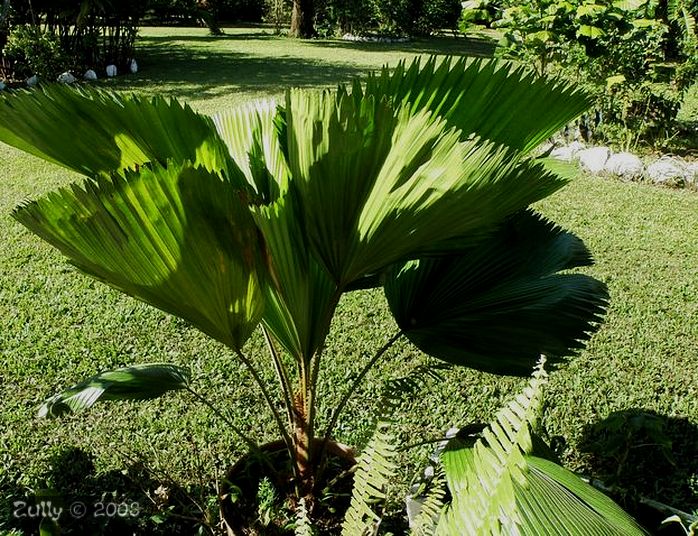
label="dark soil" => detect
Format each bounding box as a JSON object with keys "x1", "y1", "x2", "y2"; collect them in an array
[{"x1": 220, "y1": 441, "x2": 357, "y2": 535}]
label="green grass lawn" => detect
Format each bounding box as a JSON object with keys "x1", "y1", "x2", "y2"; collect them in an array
[{"x1": 1, "y1": 26, "x2": 697, "y2": 534}]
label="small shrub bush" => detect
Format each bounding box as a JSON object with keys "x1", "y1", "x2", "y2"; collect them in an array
[
  {"x1": 3, "y1": 24, "x2": 65, "y2": 79},
  {"x1": 4, "y1": 0, "x2": 146, "y2": 76},
  {"x1": 459, "y1": 0, "x2": 501, "y2": 32},
  {"x1": 494, "y1": 0, "x2": 698, "y2": 148},
  {"x1": 312, "y1": 0, "x2": 462, "y2": 37}
]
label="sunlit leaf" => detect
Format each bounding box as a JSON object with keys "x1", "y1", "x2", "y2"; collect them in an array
[
  {"x1": 577, "y1": 24, "x2": 606, "y2": 38},
  {"x1": 361, "y1": 57, "x2": 591, "y2": 153},
  {"x1": 576, "y1": 3, "x2": 607, "y2": 17},
  {"x1": 285, "y1": 88, "x2": 567, "y2": 286},
  {"x1": 253, "y1": 193, "x2": 337, "y2": 361},
  {"x1": 0, "y1": 85, "x2": 243, "y2": 184},
  {"x1": 613, "y1": 0, "x2": 648, "y2": 10},
  {"x1": 213, "y1": 99, "x2": 290, "y2": 203},
  {"x1": 13, "y1": 161, "x2": 266, "y2": 350},
  {"x1": 606, "y1": 74, "x2": 627, "y2": 88}
]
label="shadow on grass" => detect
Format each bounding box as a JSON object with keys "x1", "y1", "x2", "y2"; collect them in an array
[
  {"x1": 579, "y1": 408, "x2": 698, "y2": 534},
  {"x1": 307, "y1": 36, "x2": 497, "y2": 58},
  {"x1": 110, "y1": 31, "x2": 497, "y2": 104},
  {"x1": 112, "y1": 42, "x2": 369, "y2": 102},
  {"x1": 1, "y1": 446, "x2": 208, "y2": 536},
  {"x1": 138, "y1": 31, "x2": 280, "y2": 43}
]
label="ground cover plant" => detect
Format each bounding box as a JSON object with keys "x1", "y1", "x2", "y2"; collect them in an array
[{"x1": 0, "y1": 27, "x2": 697, "y2": 535}]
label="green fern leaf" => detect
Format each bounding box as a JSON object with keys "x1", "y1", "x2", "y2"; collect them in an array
[
  {"x1": 295, "y1": 497, "x2": 316, "y2": 536},
  {"x1": 409, "y1": 466, "x2": 446, "y2": 536},
  {"x1": 343, "y1": 364, "x2": 448, "y2": 536}
]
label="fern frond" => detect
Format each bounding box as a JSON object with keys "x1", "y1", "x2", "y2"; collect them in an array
[
  {"x1": 409, "y1": 466, "x2": 447, "y2": 536},
  {"x1": 341, "y1": 421, "x2": 397, "y2": 536},
  {"x1": 342, "y1": 362, "x2": 449, "y2": 536},
  {"x1": 436, "y1": 357, "x2": 548, "y2": 535},
  {"x1": 295, "y1": 497, "x2": 316, "y2": 536}
]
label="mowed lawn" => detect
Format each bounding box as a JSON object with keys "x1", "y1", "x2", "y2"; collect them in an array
[{"x1": 1, "y1": 26, "x2": 697, "y2": 531}]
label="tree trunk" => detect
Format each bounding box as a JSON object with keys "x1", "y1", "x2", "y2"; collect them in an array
[{"x1": 290, "y1": 0, "x2": 315, "y2": 38}]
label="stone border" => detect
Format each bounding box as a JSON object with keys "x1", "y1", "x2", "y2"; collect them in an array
[
  {"x1": 547, "y1": 141, "x2": 698, "y2": 190},
  {"x1": 341, "y1": 33, "x2": 410, "y2": 43},
  {"x1": 0, "y1": 60, "x2": 138, "y2": 90}
]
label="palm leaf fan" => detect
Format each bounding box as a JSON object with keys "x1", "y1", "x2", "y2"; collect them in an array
[
  {"x1": 385, "y1": 211, "x2": 609, "y2": 376},
  {"x1": 13, "y1": 161, "x2": 266, "y2": 350},
  {"x1": 360, "y1": 56, "x2": 591, "y2": 153},
  {"x1": 0, "y1": 85, "x2": 244, "y2": 185}
]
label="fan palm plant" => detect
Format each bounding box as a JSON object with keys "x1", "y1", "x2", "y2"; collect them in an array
[{"x1": 1, "y1": 57, "x2": 610, "y2": 527}]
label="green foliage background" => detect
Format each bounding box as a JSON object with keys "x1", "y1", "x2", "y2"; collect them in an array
[{"x1": 0, "y1": 27, "x2": 697, "y2": 535}]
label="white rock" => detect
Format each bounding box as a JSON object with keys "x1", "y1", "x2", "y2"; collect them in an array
[
  {"x1": 57, "y1": 71, "x2": 76, "y2": 84},
  {"x1": 0, "y1": 81, "x2": 6, "y2": 91},
  {"x1": 686, "y1": 162, "x2": 698, "y2": 188},
  {"x1": 537, "y1": 141, "x2": 555, "y2": 156},
  {"x1": 106, "y1": 64, "x2": 117, "y2": 77},
  {"x1": 405, "y1": 494, "x2": 425, "y2": 530},
  {"x1": 84, "y1": 69, "x2": 98, "y2": 81},
  {"x1": 129, "y1": 59, "x2": 138, "y2": 74},
  {"x1": 26, "y1": 75, "x2": 38, "y2": 87},
  {"x1": 577, "y1": 146, "x2": 610, "y2": 174},
  {"x1": 550, "y1": 141, "x2": 585, "y2": 162},
  {"x1": 604, "y1": 152, "x2": 644, "y2": 180},
  {"x1": 647, "y1": 157, "x2": 689, "y2": 186}
]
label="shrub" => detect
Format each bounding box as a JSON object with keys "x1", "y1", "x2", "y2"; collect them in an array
[
  {"x1": 315, "y1": 0, "x2": 380, "y2": 36},
  {"x1": 494, "y1": 0, "x2": 698, "y2": 148},
  {"x1": 7, "y1": 0, "x2": 145, "y2": 73},
  {"x1": 414, "y1": 0, "x2": 462, "y2": 34},
  {"x1": 2, "y1": 24, "x2": 65, "y2": 79},
  {"x1": 317, "y1": 0, "x2": 462, "y2": 37},
  {"x1": 378, "y1": 0, "x2": 462, "y2": 35},
  {"x1": 598, "y1": 81, "x2": 685, "y2": 149},
  {"x1": 459, "y1": 0, "x2": 501, "y2": 32}
]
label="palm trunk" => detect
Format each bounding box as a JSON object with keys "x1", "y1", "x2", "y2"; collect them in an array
[
  {"x1": 292, "y1": 389, "x2": 314, "y2": 498},
  {"x1": 290, "y1": 0, "x2": 315, "y2": 38}
]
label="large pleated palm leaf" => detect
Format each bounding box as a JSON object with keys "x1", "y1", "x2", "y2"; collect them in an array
[
  {"x1": 0, "y1": 86, "x2": 241, "y2": 182},
  {"x1": 12, "y1": 161, "x2": 267, "y2": 350},
  {"x1": 1, "y1": 57, "x2": 614, "y2": 518},
  {"x1": 384, "y1": 210, "x2": 609, "y2": 375},
  {"x1": 361, "y1": 57, "x2": 591, "y2": 152}
]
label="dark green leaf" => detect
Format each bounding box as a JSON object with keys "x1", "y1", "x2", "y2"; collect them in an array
[
  {"x1": 385, "y1": 211, "x2": 609, "y2": 376},
  {"x1": 39, "y1": 363, "x2": 191, "y2": 418}
]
